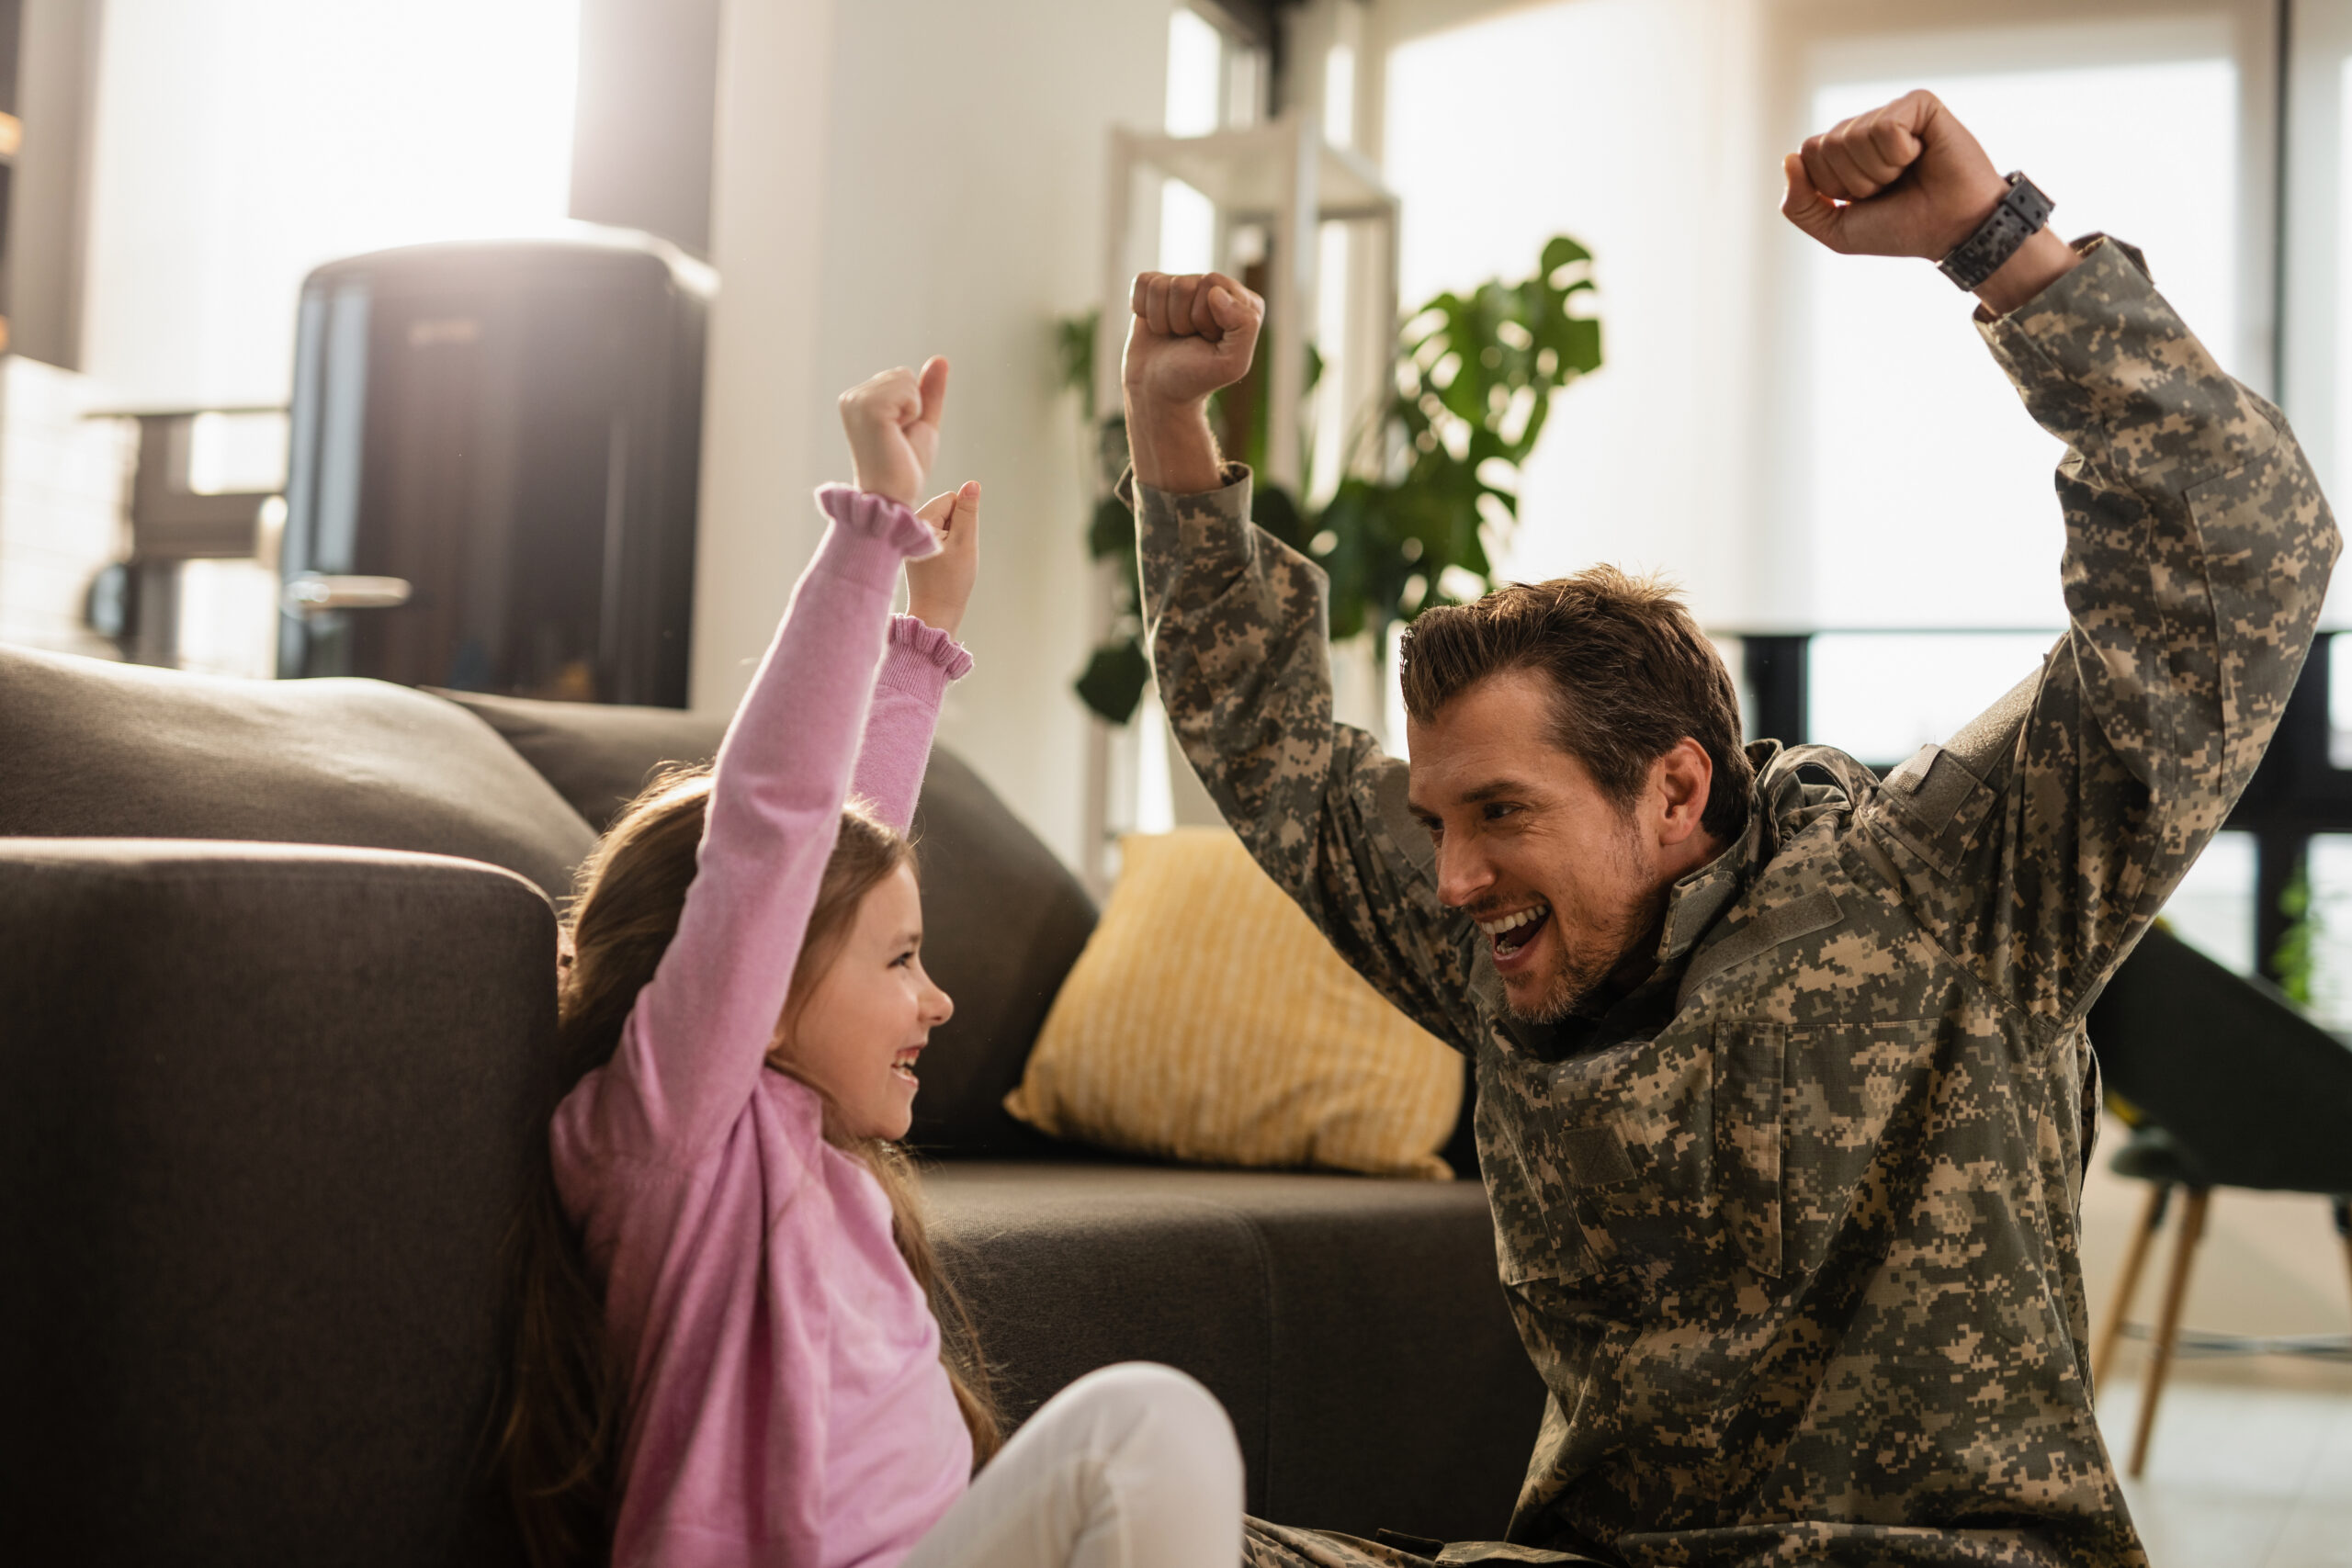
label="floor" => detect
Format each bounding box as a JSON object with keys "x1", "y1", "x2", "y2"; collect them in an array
[{"x1": 2079, "y1": 1119, "x2": 2352, "y2": 1567}]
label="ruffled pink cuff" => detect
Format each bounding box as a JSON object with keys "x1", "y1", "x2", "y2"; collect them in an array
[
  {"x1": 815, "y1": 483, "x2": 942, "y2": 558},
  {"x1": 888, "y1": 614, "x2": 974, "y2": 680}
]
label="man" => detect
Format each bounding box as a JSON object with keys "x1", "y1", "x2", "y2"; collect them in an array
[{"x1": 1120, "y1": 92, "x2": 2337, "y2": 1567}]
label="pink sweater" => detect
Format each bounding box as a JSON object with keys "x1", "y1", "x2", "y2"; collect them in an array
[{"x1": 551, "y1": 485, "x2": 977, "y2": 1568}]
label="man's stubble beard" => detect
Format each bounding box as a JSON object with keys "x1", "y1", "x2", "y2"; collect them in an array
[{"x1": 1504, "y1": 829, "x2": 1670, "y2": 1026}]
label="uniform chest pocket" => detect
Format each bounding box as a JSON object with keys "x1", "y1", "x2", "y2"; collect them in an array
[
  {"x1": 1489, "y1": 1033, "x2": 1713, "y2": 1292},
  {"x1": 1713, "y1": 1019, "x2": 1941, "y2": 1281}
]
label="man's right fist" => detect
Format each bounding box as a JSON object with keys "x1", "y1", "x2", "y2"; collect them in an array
[{"x1": 1122, "y1": 272, "x2": 1264, "y2": 410}]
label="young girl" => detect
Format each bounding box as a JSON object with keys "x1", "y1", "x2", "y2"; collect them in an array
[{"x1": 499, "y1": 360, "x2": 1245, "y2": 1568}]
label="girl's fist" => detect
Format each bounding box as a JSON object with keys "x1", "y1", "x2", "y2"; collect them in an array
[
  {"x1": 839, "y1": 357, "x2": 948, "y2": 506},
  {"x1": 907, "y1": 481, "x2": 980, "y2": 640}
]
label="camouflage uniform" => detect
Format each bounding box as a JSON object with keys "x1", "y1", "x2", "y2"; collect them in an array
[{"x1": 1128, "y1": 238, "x2": 2338, "y2": 1567}]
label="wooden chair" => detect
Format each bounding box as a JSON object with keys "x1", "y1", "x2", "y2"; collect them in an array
[{"x1": 2085, "y1": 925, "x2": 2352, "y2": 1476}]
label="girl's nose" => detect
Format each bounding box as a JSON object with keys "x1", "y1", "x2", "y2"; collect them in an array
[{"x1": 926, "y1": 982, "x2": 955, "y2": 1028}]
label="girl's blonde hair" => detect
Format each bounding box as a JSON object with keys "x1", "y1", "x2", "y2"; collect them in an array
[{"x1": 493, "y1": 767, "x2": 1001, "y2": 1568}]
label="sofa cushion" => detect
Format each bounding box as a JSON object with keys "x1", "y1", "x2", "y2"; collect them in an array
[
  {"x1": 0, "y1": 646, "x2": 594, "y2": 897},
  {"x1": 1006, "y1": 828, "x2": 1463, "y2": 1178},
  {"x1": 925, "y1": 1161, "x2": 1545, "y2": 1542},
  {"x1": 905, "y1": 750, "x2": 1100, "y2": 1154},
  {"x1": 433, "y1": 688, "x2": 726, "y2": 832},
  {"x1": 434, "y1": 689, "x2": 1096, "y2": 1154}
]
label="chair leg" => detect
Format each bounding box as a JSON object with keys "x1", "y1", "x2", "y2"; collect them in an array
[
  {"x1": 2128, "y1": 1186, "x2": 2210, "y2": 1479},
  {"x1": 2093, "y1": 1182, "x2": 2171, "y2": 1396}
]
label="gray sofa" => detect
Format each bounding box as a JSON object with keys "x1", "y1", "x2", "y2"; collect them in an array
[{"x1": 0, "y1": 644, "x2": 1544, "y2": 1564}]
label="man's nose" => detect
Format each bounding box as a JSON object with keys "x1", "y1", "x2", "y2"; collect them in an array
[{"x1": 1435, "y1": 837, "x2": 1493, "y2": 909}]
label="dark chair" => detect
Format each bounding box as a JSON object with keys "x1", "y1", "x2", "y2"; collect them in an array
[{"x1": 2084, "y1": 924, "x2": 2352, "y2": 1475}]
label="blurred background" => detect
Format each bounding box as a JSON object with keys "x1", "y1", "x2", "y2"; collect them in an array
[{"x1": 0, "y1": 3, "x2": 2347, "y2": 1555}]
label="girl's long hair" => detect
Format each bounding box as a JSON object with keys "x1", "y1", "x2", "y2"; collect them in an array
[{"x1": 493, "y1": 767, "x2": 1002, "y2": 1568}]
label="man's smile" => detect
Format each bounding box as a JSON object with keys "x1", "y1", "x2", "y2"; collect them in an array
[{"x1": 1476, "y1": 901, "x2": 1553, "y2": 969}]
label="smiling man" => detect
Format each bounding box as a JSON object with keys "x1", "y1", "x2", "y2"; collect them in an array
[{"x1": 1122, "y1": 91, "x2": 2337, "y2": 1568}]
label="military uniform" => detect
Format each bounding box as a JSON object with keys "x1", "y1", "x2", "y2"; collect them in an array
[{"x1": 1129, "y1": 238, "x2": 2338, "y2": 1567}]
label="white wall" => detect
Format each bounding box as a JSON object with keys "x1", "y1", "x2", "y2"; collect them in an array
[{"x1": 697, "y1": 0, "x2": 1170, "y2": 868}]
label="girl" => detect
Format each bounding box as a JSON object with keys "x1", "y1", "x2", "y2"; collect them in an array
[{"x1": 499, "y1": 360, "x2": 1245, "y2": 1568}]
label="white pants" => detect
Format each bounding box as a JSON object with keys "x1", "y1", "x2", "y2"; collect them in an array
[{"x1": 901, "y1": 1362, "x2": 1245, "y2": 1568}]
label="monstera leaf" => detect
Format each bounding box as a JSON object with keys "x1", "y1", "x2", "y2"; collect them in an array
[{"x1": 1284, "y1": 233, "x2": 1600, "y2": 647}]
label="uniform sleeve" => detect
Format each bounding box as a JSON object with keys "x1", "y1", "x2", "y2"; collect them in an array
[
  {"x1": 1867, "y1": 236, "x2": 2338, "y2": 1025},
  {"x1": 1132, "y1": 464, "x2": 1487, "y2": 1053},
  {"x1": 851, "y1": 615, "x2": 973, "y2": 831},
  {"x1": 572, "y1": 485, "x2": 942, "y2": 1164}
]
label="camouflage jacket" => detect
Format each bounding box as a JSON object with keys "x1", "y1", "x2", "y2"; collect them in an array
[{"x1": 1132, "y1": 237, "x2": 2337, "y2": 1567}]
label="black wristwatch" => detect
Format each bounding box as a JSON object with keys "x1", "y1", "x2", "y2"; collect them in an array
[{"x1": 1937, "y1": 172, "x2": 2053, "y2": 292}]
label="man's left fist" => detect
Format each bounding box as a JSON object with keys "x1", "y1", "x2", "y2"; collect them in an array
[{"x1": 1781, "y1": 89, "x2": 2010, "y2": 262}]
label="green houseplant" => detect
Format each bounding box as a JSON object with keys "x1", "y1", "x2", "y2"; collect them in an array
[{"x1": 1065, "y1": 236, "x2": 1603, "y2": 724}]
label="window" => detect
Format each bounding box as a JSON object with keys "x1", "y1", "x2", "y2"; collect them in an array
[
  {"x1": 2302, "y1": 835, "x2": 2352, "y2": 1031},
  {"x1": 1164, "y1": 6, "x2": 1226, "y2": 137},
  {"x1": 1131, "y1": 6, "x2": 1272, "y2": 840},
  {"x1": 1159, "y1": 6, "x2": 1269, "y2": 280},
  {"x1": 1804, "y1": 52, "x2": 2242, "y2": 633},
  {"x1": 2166, "y1": 830, "x2": 2260, "y2": 976},
  {"x1": 50, "y1": 0, "x2": 582, "y2": 677},
  {"x1": 2330, "y1": 635, "x2": 2352, "y2": 769},
  {"x1": 1806, "y1": 632, "x2": 2052, "y2": 766}
]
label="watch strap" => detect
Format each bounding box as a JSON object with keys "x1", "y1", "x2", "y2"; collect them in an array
[{"x1": 1938, "y1": 172, "x2": 2053, "y2": 292}]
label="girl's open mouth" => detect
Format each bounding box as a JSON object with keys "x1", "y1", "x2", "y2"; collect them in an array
[{"x1": 891, "y1": 1047, "x2": 922, "y2": 1085}]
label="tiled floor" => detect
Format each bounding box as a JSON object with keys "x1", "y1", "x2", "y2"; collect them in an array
[
  {"x1": 2081, "y1": 1120, "x2": 2352, "y2": 1567},
  {"x1": 2098, "y1": 1372, "x2": 2352, "y2": 1567}
]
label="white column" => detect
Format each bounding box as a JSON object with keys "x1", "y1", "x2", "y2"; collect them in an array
[{"x1": 693, "y1": 0, "x2": 842, "y2": 716}]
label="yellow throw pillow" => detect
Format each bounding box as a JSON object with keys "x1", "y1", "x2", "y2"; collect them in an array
[{"x1": 1004, "y1": 828, "x2": 1462, "y2": 1179}]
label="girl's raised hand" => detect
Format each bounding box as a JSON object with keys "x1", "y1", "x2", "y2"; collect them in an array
[
  {"x1": 907, "y1": 481, "x2": 980, "y2": 639},
  {"x1": 838, "y1": 357, "x2": 948, "y2": 507}
]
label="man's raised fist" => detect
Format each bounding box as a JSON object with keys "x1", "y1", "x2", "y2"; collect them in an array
[
  {"x1": 1122, "y1": 271, "x2": 1265, "y2": 411},
  {"x1": 1781, "y1": 89, "x2": 2011, "y2": 263},
  {"x1": 1782, "y1": 88, "x2": 2080, "y2": 314}
]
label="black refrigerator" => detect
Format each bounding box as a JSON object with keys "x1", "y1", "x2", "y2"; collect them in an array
[{"x1": 277, "y1": 229, "x2": 711, "y2": 706}]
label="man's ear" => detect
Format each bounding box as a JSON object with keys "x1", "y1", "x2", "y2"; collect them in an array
[{"x1": 1653, "y1": 738, "x2": 1714, "y2": 846}]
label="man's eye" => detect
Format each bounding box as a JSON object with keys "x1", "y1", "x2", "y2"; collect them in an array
[{"x1": 1483, "y1": 803, "x2": 1521, "y2": 821}]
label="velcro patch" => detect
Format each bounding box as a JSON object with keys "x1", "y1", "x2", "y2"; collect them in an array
[{"x1": 1555, "y1": 1122, "x2": 1635, "y2": 1187}]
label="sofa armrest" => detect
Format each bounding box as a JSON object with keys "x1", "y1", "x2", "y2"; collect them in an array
[{"x1": 0, "y1": 839, "x2": 558, "y2": 1565}]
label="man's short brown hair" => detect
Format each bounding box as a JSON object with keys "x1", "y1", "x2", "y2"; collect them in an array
[{"x1": 1398, "y1": 567, "x2": 1754, "y2": 842}]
